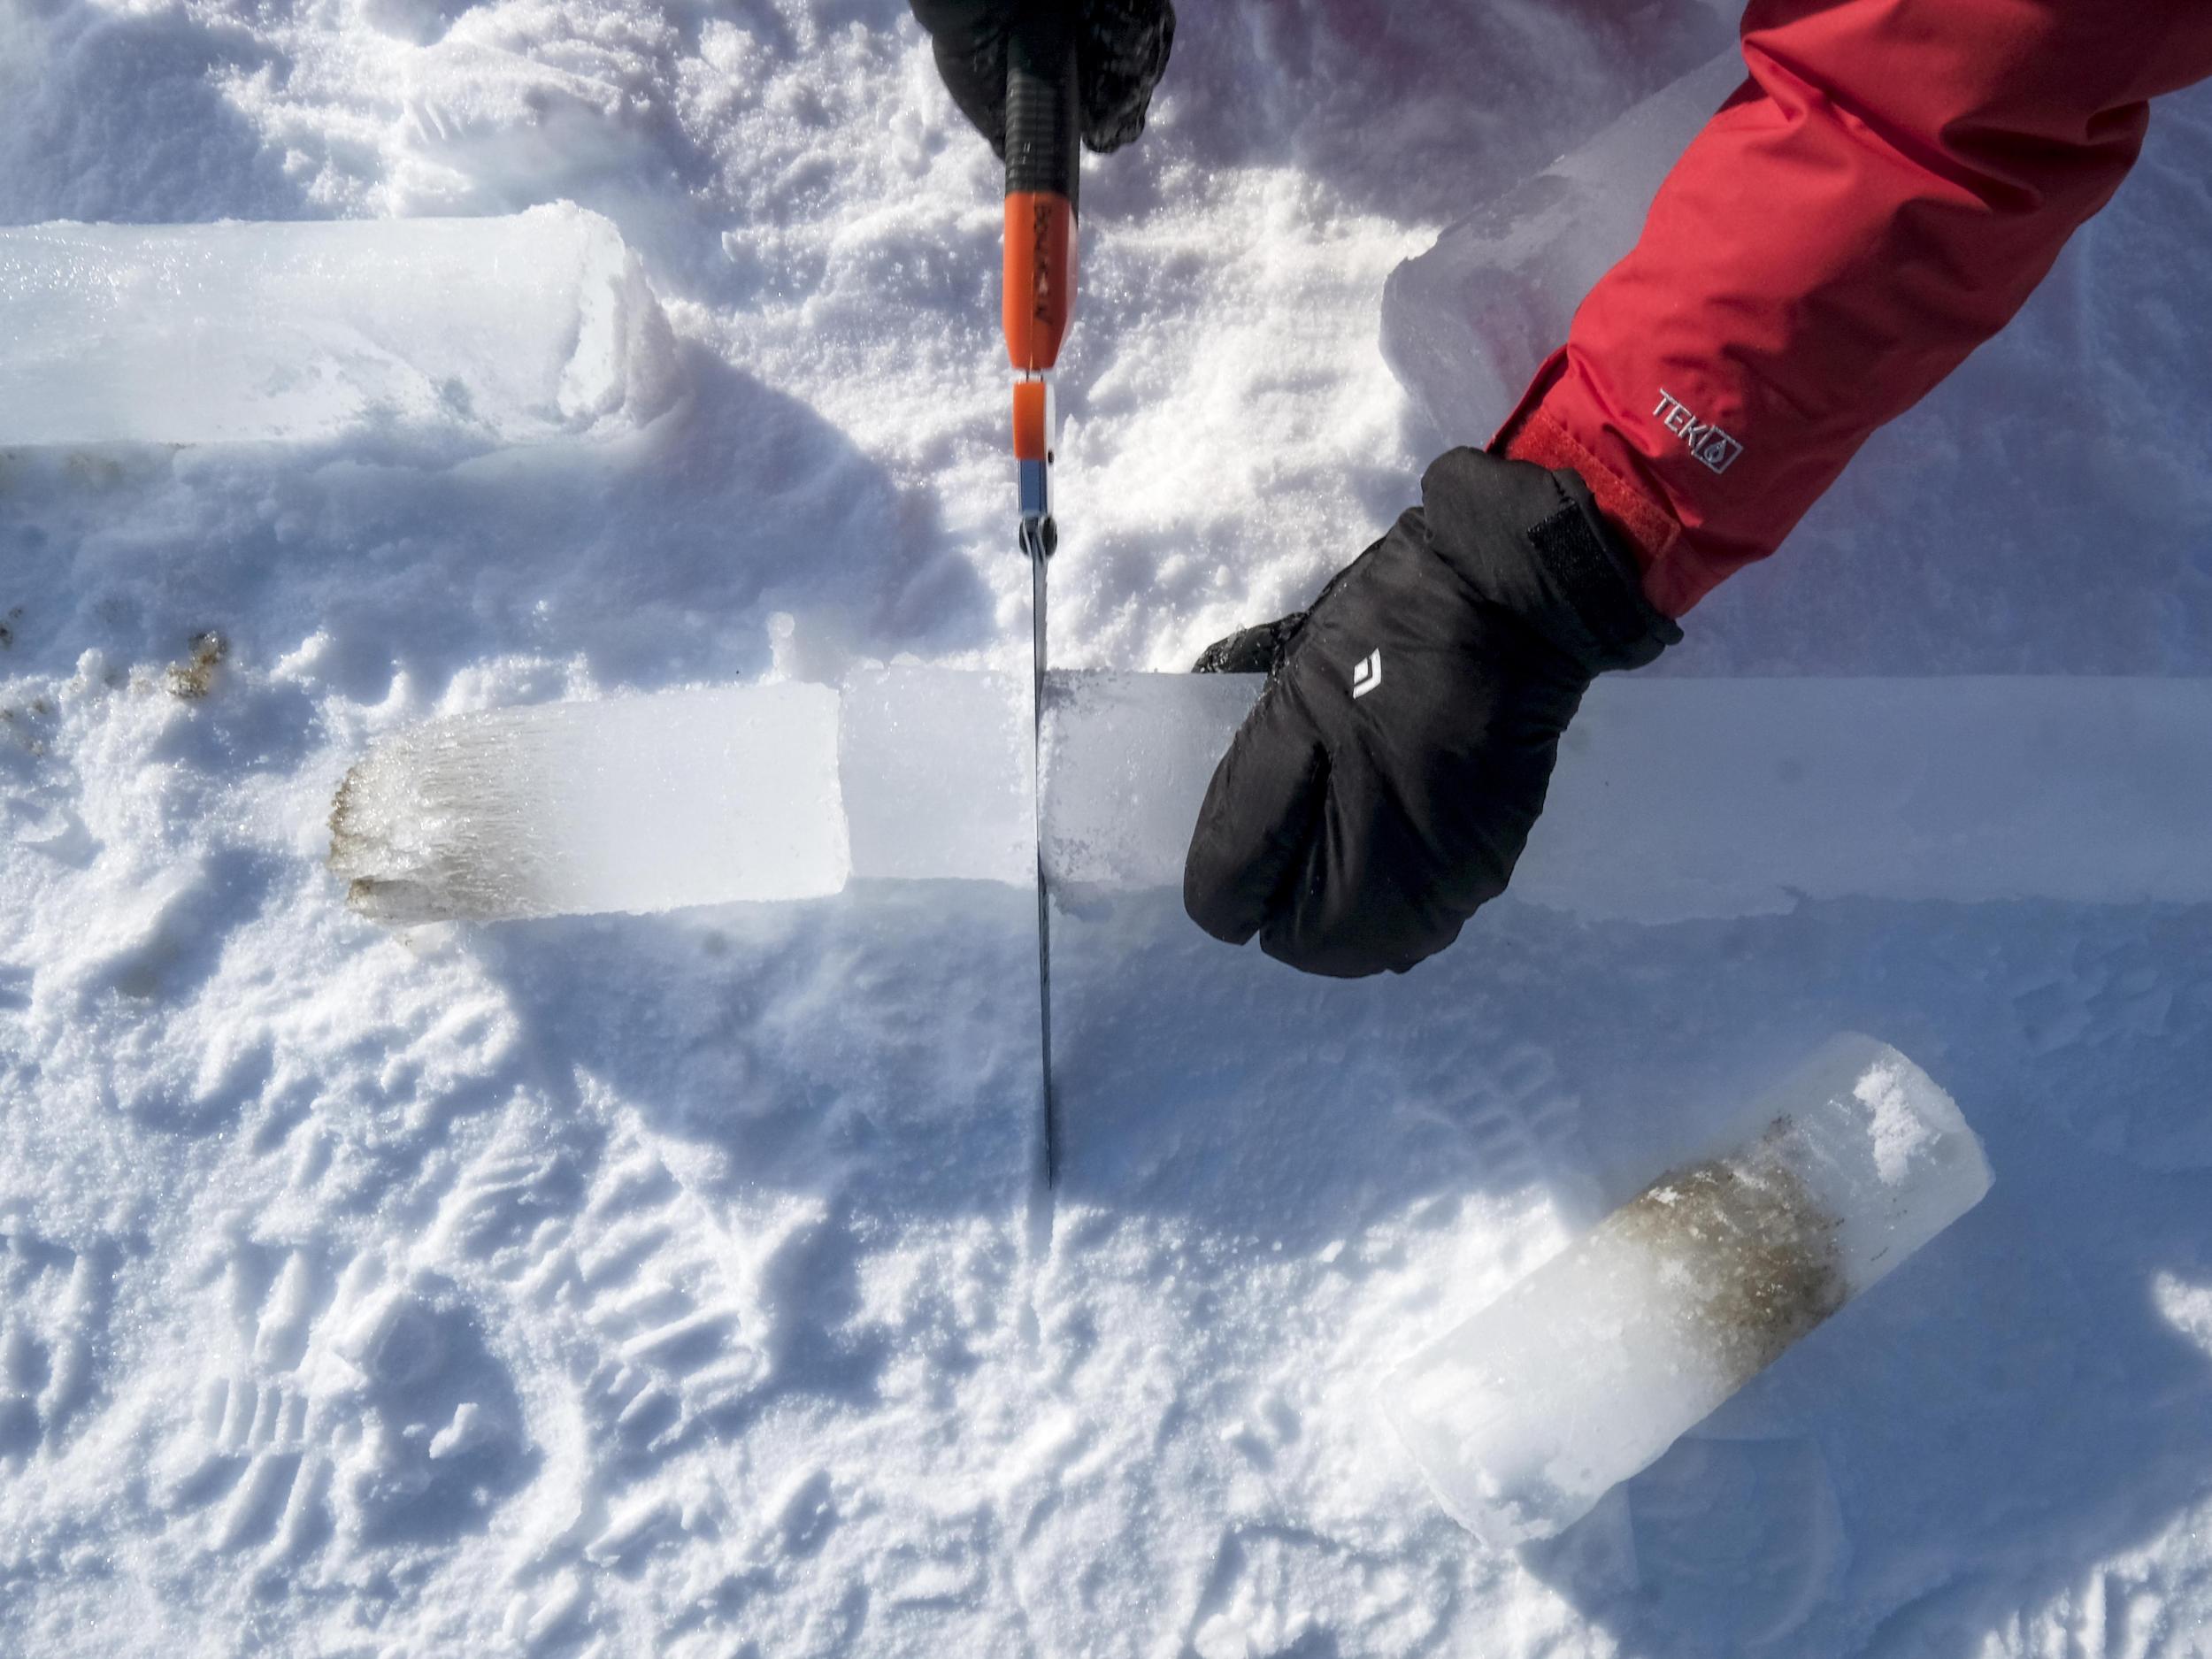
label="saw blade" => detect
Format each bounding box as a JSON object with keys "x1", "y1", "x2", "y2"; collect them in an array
[{"x1": 1022, "y1": 517, "x2": 1059, "y2": 1188}]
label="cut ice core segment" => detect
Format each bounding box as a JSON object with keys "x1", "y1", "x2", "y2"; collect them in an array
[
  {"x1": 331, "y1": 684, "x2": 845, "y2": 925},
  {"x1": 328, "y1": 672, "x2": 2212, "y2": 927},
  {"x1": 0, "y1": 204, "x2": 679, "y2": 448},
  {"x1": 1378, "y1": 1034, "x2": 1993, "y2": 1548}
]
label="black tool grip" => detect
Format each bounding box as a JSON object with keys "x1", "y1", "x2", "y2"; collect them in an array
[{"x1": 1004, "y1": 19, "x2": 1079, "y2": 213}]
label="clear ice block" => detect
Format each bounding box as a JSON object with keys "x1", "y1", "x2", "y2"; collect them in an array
[
  {"x1": 840, "y1": 667, "x2": 1032, "y2": 885},
  {"x1": 1379, "y1": 50, "x2": 1740, "y2": 442},
  {"x1": 0, "y1": 203, "x2": 679, "y2": 448},
  {"x1": 329, "y1": 674, "x2": 2212, "y2": 926},
  {"x1": 1379, "y1": 1034, "x2": 1994, "y2": 1548},
  {"x1": 331, "y1": 683, "x2": 847, "y2": 925},
  {"x1": 1039, "y1": 670, "x2": 1260, "y2": 891}
]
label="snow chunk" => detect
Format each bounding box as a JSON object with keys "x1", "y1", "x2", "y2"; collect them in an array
[{"x1": 1855, "y1": 1062, "x2": 1937, "y2": 1186}]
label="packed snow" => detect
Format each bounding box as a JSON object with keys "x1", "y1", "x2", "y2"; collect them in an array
[{"x1": 5, "y1": 2, "x2": 2212, "y2": 1657}]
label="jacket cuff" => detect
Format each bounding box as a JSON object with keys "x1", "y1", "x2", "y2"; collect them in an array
[
  {"x1": 1494, "y1": 352, "x2": 1708, "y2": 619},
  {"x1": 1418, "y1": 449, "x2": 1680, "y2": 675}
]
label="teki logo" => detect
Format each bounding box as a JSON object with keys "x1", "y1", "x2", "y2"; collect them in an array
[{"x1": 1653, "y1": 388, "x2": 1744, "y2": 474}]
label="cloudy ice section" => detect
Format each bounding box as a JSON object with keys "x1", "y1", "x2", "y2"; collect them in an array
[
  {"x1": 1382, "y1": 1035, "x2": 1993, "y2": 1547},
  {"x1": 331, "y1": 681, "x2": 848, "y2": 923},
  {"x1": 0, "y1": 205, "x2": 680, "y2": 449}
]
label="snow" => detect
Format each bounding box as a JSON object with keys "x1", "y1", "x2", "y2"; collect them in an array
[
  {"x1": 1856, "y1": 1062, "x2": 1938, "y2": 1187},
  {"x1": 4, "y1": 2, "x2": 2212, "y2": 1656}
]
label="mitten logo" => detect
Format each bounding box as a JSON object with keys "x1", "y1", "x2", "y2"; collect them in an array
[
  {"x1": 1350, "y1": 649, "x2": 1383, "y2": 700},
  {"x1": 1654, "y1": 388, "x2": 1743, "y2": 474}
]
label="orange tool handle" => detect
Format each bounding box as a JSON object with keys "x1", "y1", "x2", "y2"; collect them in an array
[
  {"x1": 1012, "y1": 376, "x2": 1052, "y2": 462},
  {"x1": 1001, "y1": 19, "x2": 1079, "y2": 374},
  {"x1": 1003, "y1": 193, "x2": 1076, "y2": 373}
]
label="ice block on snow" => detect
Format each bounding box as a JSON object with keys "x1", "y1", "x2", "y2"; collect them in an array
[
  {"x1": 330, "y1": 684, "x2": 847, "y2": 925},
  {"x1": 1039, "y1": 671, "x2": 1262, "y2": 890},
  {"x1": 839, "y1": 667, "x2": 1033, "y2": 885},
  {"x1": 1379, "y1": 1034, "x2": 1993, "y2": 1548},
  {"x1": 1379, "y1": 50, "x2": 1741, "y2": 441},
  {"x1": 328, "y1": 672, "x2": 2212, "y2": 926},
  {"x1": 0, "y1": 204, "x2": 679, "y2": 448}
]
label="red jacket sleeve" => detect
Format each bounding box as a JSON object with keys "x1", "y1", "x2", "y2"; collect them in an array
[{"x1": 1499, "y1": 0, "x2": 2212, "y2": 617}]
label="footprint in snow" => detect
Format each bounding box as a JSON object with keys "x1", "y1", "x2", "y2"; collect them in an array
[
  {"x1": 2005, "y1": 921, "x2": 2212, "y2": 1171},
  {"x1": 495, "y1": 1118, "x2": 776, "y2": 1464},
  {"x1": 391, "y1": 38, "x2": 659, "y2": 213},
  {"x1": 1619, "y1": 1434, "x2": 1846, "y2": 1648},
  {"x1": 0, "y1": 1225, "x2": 116, "y2": 1463},
  {"x1": 156, "y1": 1240, "x2": 529, "y2": 1564},
  {"x1": 1186, "y1": 1525, "x2": 1451, "y2": 1659}
]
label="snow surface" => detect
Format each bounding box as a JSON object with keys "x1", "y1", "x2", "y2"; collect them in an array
[{"x1": 5, "y1": 3, "x2": 2212, "y2": 1656}]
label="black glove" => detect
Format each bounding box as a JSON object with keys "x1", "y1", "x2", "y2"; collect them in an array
[
  {"x1": 910, "y1": 0, "x2": 1175, "y2": 157},
  {"x1": 1184, "y1": 449, "x2": 1681, "y2": 978}
]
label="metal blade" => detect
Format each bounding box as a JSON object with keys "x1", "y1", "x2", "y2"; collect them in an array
[{"x1": 1021, "y1": 517, "x2": 1059, "y2": 1190}]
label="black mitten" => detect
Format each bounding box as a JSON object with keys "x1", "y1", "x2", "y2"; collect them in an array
[
  {"x1": 1186, "y1": 449, "x2": 1680, "y2": 977},
  {"x1": 910, "y1": 0, "x2": 1175, "y2": 157}
]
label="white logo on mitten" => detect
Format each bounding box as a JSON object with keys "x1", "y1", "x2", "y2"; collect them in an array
[{"x1": 1351, "y1": 649, "x2": 1383, "y2": 700}]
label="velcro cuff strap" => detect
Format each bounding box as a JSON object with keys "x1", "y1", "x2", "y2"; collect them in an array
[
  {"x1": 1527, "y1": 502, "x2": 1672, "y2": 666},
  {"x1": 1418, "y1": 447, "x2": 1682, "y2": 674}
]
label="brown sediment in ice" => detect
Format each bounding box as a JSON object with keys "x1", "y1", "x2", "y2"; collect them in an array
[
  {"x1": 326, "y1": 719, "x2": 553, "y2": 925},
  {"x1": 1609, "y1": 1118, "x2": 1847, "y2": 1386}
]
